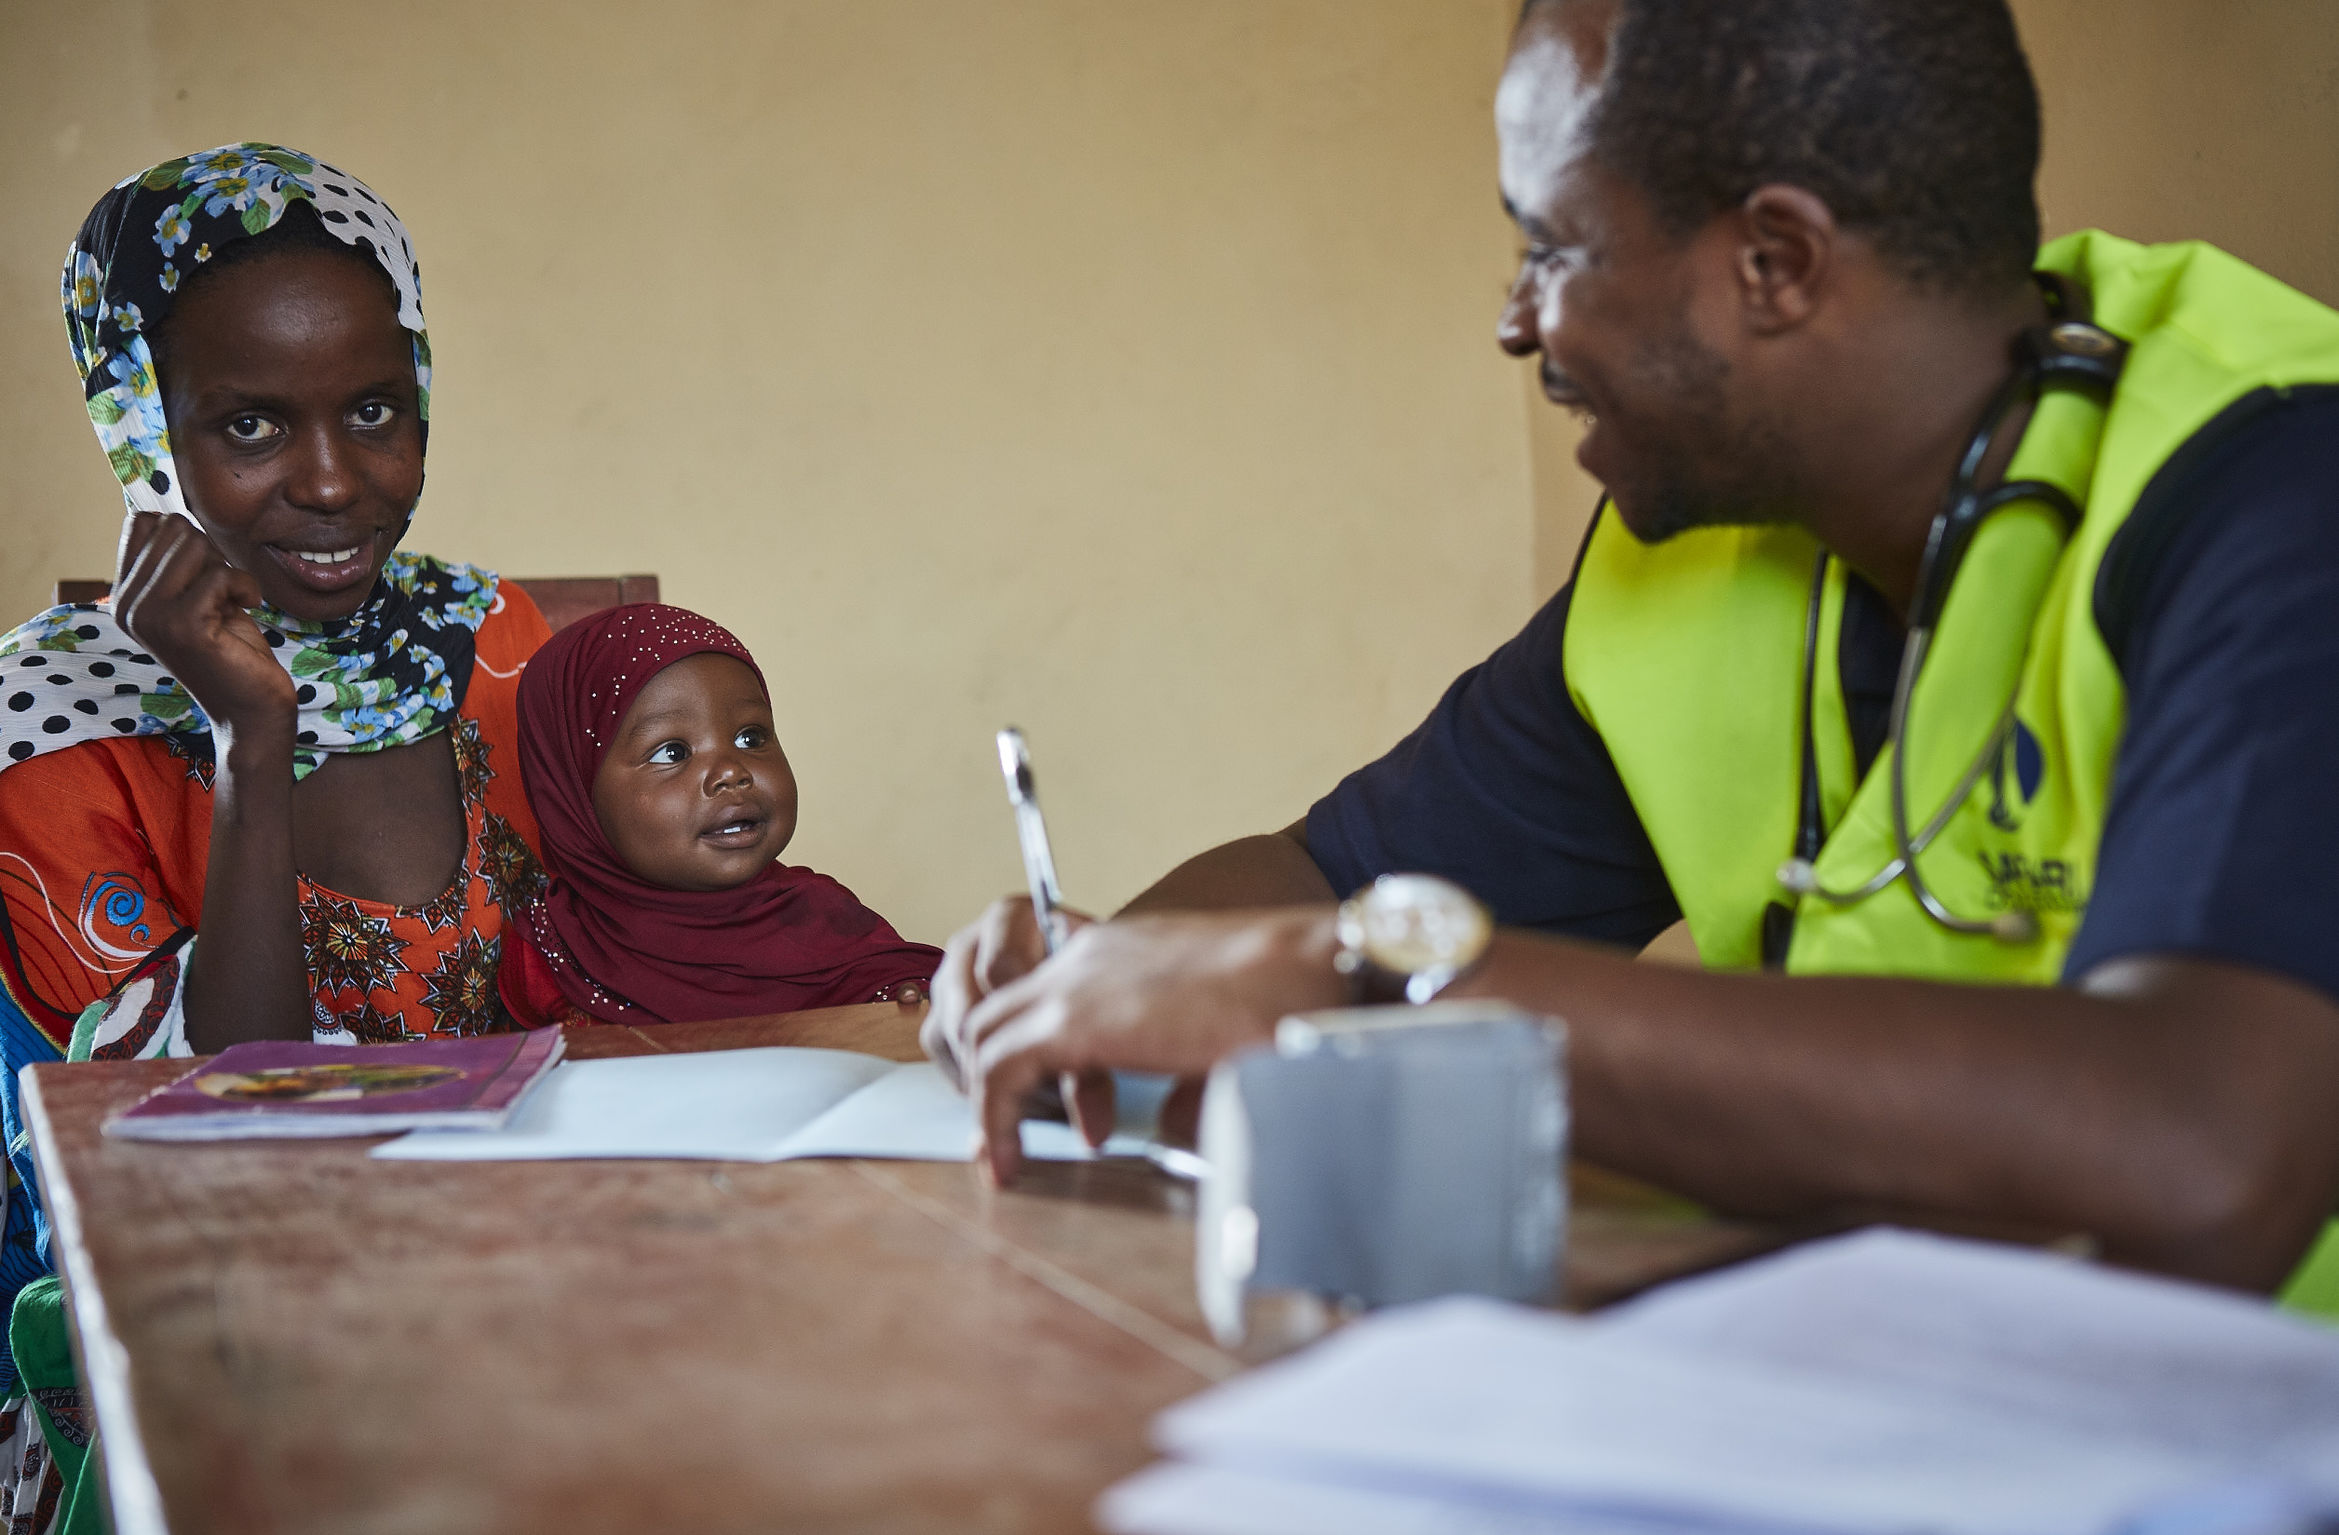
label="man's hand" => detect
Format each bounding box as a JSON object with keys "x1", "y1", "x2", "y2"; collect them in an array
[
  {"x1": 113, "y1": 511, "x2": 295, "y2": 735},
  {"x1": 935, "y1": 904, "x2": 1346, "y2": 1185},
  {"x1": 922, "y1": 894, "x2": 1096, "y2": 1090},
  {"x1": 922, "y1": 896, "x2": 1115, "y2": 1150}
]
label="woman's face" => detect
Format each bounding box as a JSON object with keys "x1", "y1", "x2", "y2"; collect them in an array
[
  {"x1": 156, "y1": 248, "x2": 422, "y2": 625},
  {"x1": 591, "y1": 653, "x2": 801, "y2": 892}
]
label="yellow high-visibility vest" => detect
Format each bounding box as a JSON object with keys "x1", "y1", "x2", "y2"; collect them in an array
[{"x1": 1562, "y1": 231, "x2": 2339, "y2": 1311}]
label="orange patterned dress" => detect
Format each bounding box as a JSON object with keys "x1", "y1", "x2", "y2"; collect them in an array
[{"x1": 0, "y1": 582, "x2": 552, "y2": 1056}]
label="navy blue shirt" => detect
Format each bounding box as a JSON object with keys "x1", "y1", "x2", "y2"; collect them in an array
[{"x1": 1306, "y1": 390, "x2": 2339, "y2": 1003}]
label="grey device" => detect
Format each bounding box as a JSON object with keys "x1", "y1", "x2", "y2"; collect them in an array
[
  {"x1": 996, "y1": 727, "x2": 1069, "y2": 954},
  {"x1": 1196, "y1": 1001, "x2": 1568, "y2": 1348}
]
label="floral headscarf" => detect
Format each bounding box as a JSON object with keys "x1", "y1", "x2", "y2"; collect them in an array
[
  {"x1": 64, "y1": 142, "x2": 430, "y2": 519},
  {"x1": 0, "y1": 142, "x2": 492, "y2": 780}
]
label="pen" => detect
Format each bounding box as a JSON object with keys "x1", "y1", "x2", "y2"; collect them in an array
[
  {"x1": 992, "y1": 727, "x2": 1201, "y2": 1180},
  {"x1": 996, "y1": 727, "x2": 1069, "y2": 955}
]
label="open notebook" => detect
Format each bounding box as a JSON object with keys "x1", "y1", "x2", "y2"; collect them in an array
[{"x1": 370, "y1": 1046, "x2": 1163, "y2": 1164}]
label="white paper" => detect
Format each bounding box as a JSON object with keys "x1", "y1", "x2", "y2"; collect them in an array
[
  {"x1": 1107, "y1": 1230, "x2": 2339, "y2": 1535},
  {"x1": 370, "y1": 1047, "x2": 1156, "y2": 1165},
  {"x1": 1601, "y1": 1229, "x2": 2339, "y2": 1471},
  {"x1": 1101, "y1": 1461, "x2": 1745, "y2": 1535}
]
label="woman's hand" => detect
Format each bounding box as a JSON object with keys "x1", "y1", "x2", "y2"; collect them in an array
[
  {"x1": 113, "y1": 511, "x2": 295, "y2": 735},
  {"x1": 116, "y1": 510, "x2": 312, "y2": 1049}
]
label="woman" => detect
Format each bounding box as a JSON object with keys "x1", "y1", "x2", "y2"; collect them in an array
[{"x1": 0, "y1": 143, "x2": 550, "y2": 1529}]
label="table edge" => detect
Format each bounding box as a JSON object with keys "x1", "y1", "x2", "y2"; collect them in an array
[{"x1": 22, "y1": 1064, "x2": 171, "y2": 1535}]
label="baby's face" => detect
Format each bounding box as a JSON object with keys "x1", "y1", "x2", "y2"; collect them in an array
[{"x1": 590, "y1": 653, "x2": 800, "y2": 891}]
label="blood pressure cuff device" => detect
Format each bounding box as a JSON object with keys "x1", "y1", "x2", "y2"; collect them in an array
[{"x1": 1196, "y1": 1002, "x2": 1567, "y2": 1347}]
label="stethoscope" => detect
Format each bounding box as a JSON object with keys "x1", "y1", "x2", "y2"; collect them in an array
[{"x1": 1763, "y1": 280, "x2": 2128, "y2": 964}]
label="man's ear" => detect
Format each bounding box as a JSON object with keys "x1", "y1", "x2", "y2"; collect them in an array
[{"x1": 1730, "y1": 184, "x2": 1837, "y2": 336}]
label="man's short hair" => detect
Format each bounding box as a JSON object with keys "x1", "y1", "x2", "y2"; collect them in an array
[{"x1": 1540, "y1": 0, "x2": 2044, "y2": 294}]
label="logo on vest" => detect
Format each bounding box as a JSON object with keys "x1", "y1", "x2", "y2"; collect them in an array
[
  {"x1": 1977, "y1": 718, "x2": 2088, "y2": 914},
  {"x1": 1986, "y1": 718, "x2": 2046, "y2": 832}
]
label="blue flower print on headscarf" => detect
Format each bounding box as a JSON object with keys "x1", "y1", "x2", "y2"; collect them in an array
[
  {"x1": 60, "y1": 141, "x2": 431, "y2": 523},
  {"x1": 153, "y1": 205, "x2": 193, "y2": 259},
  {"x1": 0, "y1": 144, "x2": 492, "y2": 782}
]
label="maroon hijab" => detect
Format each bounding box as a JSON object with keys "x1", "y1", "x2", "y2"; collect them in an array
[{"x1": 512, "y1": 604, "x2": 940, "y2": 1024}]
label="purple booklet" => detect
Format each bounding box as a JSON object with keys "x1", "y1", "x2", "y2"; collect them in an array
[{"x1": 104, "y1": 1030, "x2": 567, "y2": 1142}]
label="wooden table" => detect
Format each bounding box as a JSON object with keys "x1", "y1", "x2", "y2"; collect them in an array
[{"x1": 24, "y1": 1005, "x2": 1795, "y2": 1535}]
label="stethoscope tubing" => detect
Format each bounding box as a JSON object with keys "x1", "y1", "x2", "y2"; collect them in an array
[
  {"x1": 1768, "y1": 290, "x2": 2124, "y2": 955},
  {"x1": 1778, "y1": 615, "x2": 2025, "y2": 920},
  {"x1": 1777, "y1": 358, "x2": 2097, "y2": 944}
]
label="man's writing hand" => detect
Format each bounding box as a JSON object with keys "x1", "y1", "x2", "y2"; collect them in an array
[
  {"x1": 952, "y1": 906, "x2": 1346, "y2": 1185},
  {"x1": 921, "y1": 894, "x2": 1095, "y2": 1089},
  {"x1": 923, "y1": 896, "x2": 1123, "y2": 1152}
]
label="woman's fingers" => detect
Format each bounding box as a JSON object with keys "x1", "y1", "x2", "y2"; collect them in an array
[
  {"x1": 113, "y1": 510, "x2": 164, "y2": 590},
  {"x1": 215, "y1": 562, "x2": 265, "y2": 613},
  {"x1": 114, "y1": 514, "x2": 194, "y2": 624},
  {"x1": 130, "y1": 529, "x2": 221, "y2": 649},
  {"x1": 184, "y1": 559, "x2": 271, "y2": 657},
  {"x1": 107, "y1": 516, "x2": 296, "y2": 728},
  {"x1": 120, "y1": 516, "x2": 232, "y2": 633},
  {"x1": 117, "y1": 515, "x2": 252, "y2": 623}
]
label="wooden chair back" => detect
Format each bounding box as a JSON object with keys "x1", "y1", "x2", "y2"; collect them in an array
[{"x1": 49, "y1": 575, "x2": 660, "y2": 633}]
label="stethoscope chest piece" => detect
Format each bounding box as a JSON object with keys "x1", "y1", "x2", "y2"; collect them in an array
[{"x1": 1777, "y1": 847, "x2": 2040, "y2": 946}]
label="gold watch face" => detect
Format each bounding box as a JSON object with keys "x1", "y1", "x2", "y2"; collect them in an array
[{"x1": 1349, "y1": 873, "x2": 1492, "y2": 976}]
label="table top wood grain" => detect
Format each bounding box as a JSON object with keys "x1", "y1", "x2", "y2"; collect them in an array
[{"x1": 24, "y1": 1004, "x2": 1793, "y2": 1535}]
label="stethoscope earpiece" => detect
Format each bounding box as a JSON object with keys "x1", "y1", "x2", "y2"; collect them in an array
[{"x1": 2028, "y1": 320, "x2": 2128, "y2": 391}]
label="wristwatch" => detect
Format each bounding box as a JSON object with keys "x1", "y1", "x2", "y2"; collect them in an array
[{"x1": 1333, "y1": 874, "x2": 1494, "y2": 1005}]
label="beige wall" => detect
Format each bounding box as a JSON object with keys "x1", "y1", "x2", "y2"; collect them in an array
[
  {"x1": 4, "y1": 0, "x2": 2334, "y2": 945},
  {"x1": 1, "y1": 0, "x2": 1532, "y2": 942},
  {"x1": 2024, "y1": 0, "x2": 2339, "y2": 308}
]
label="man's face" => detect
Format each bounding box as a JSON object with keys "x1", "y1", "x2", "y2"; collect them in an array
[{"x1": 1495, "y1": 4, "x2": 1792, "y2": 542}]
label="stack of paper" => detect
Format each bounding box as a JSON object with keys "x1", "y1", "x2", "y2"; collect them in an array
[{"x1": 1100, "y1": 1229, "x2": 2339, "y2": 1535}]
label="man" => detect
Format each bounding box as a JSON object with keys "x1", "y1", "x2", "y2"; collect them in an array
[{"x1": 926, "y1": 0, "x2": 2339, "y2": 1301}]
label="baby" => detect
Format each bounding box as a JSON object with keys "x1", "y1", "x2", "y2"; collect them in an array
[{"x1": 497, "y1": 604, "x2": 940, "y2": 1026}]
